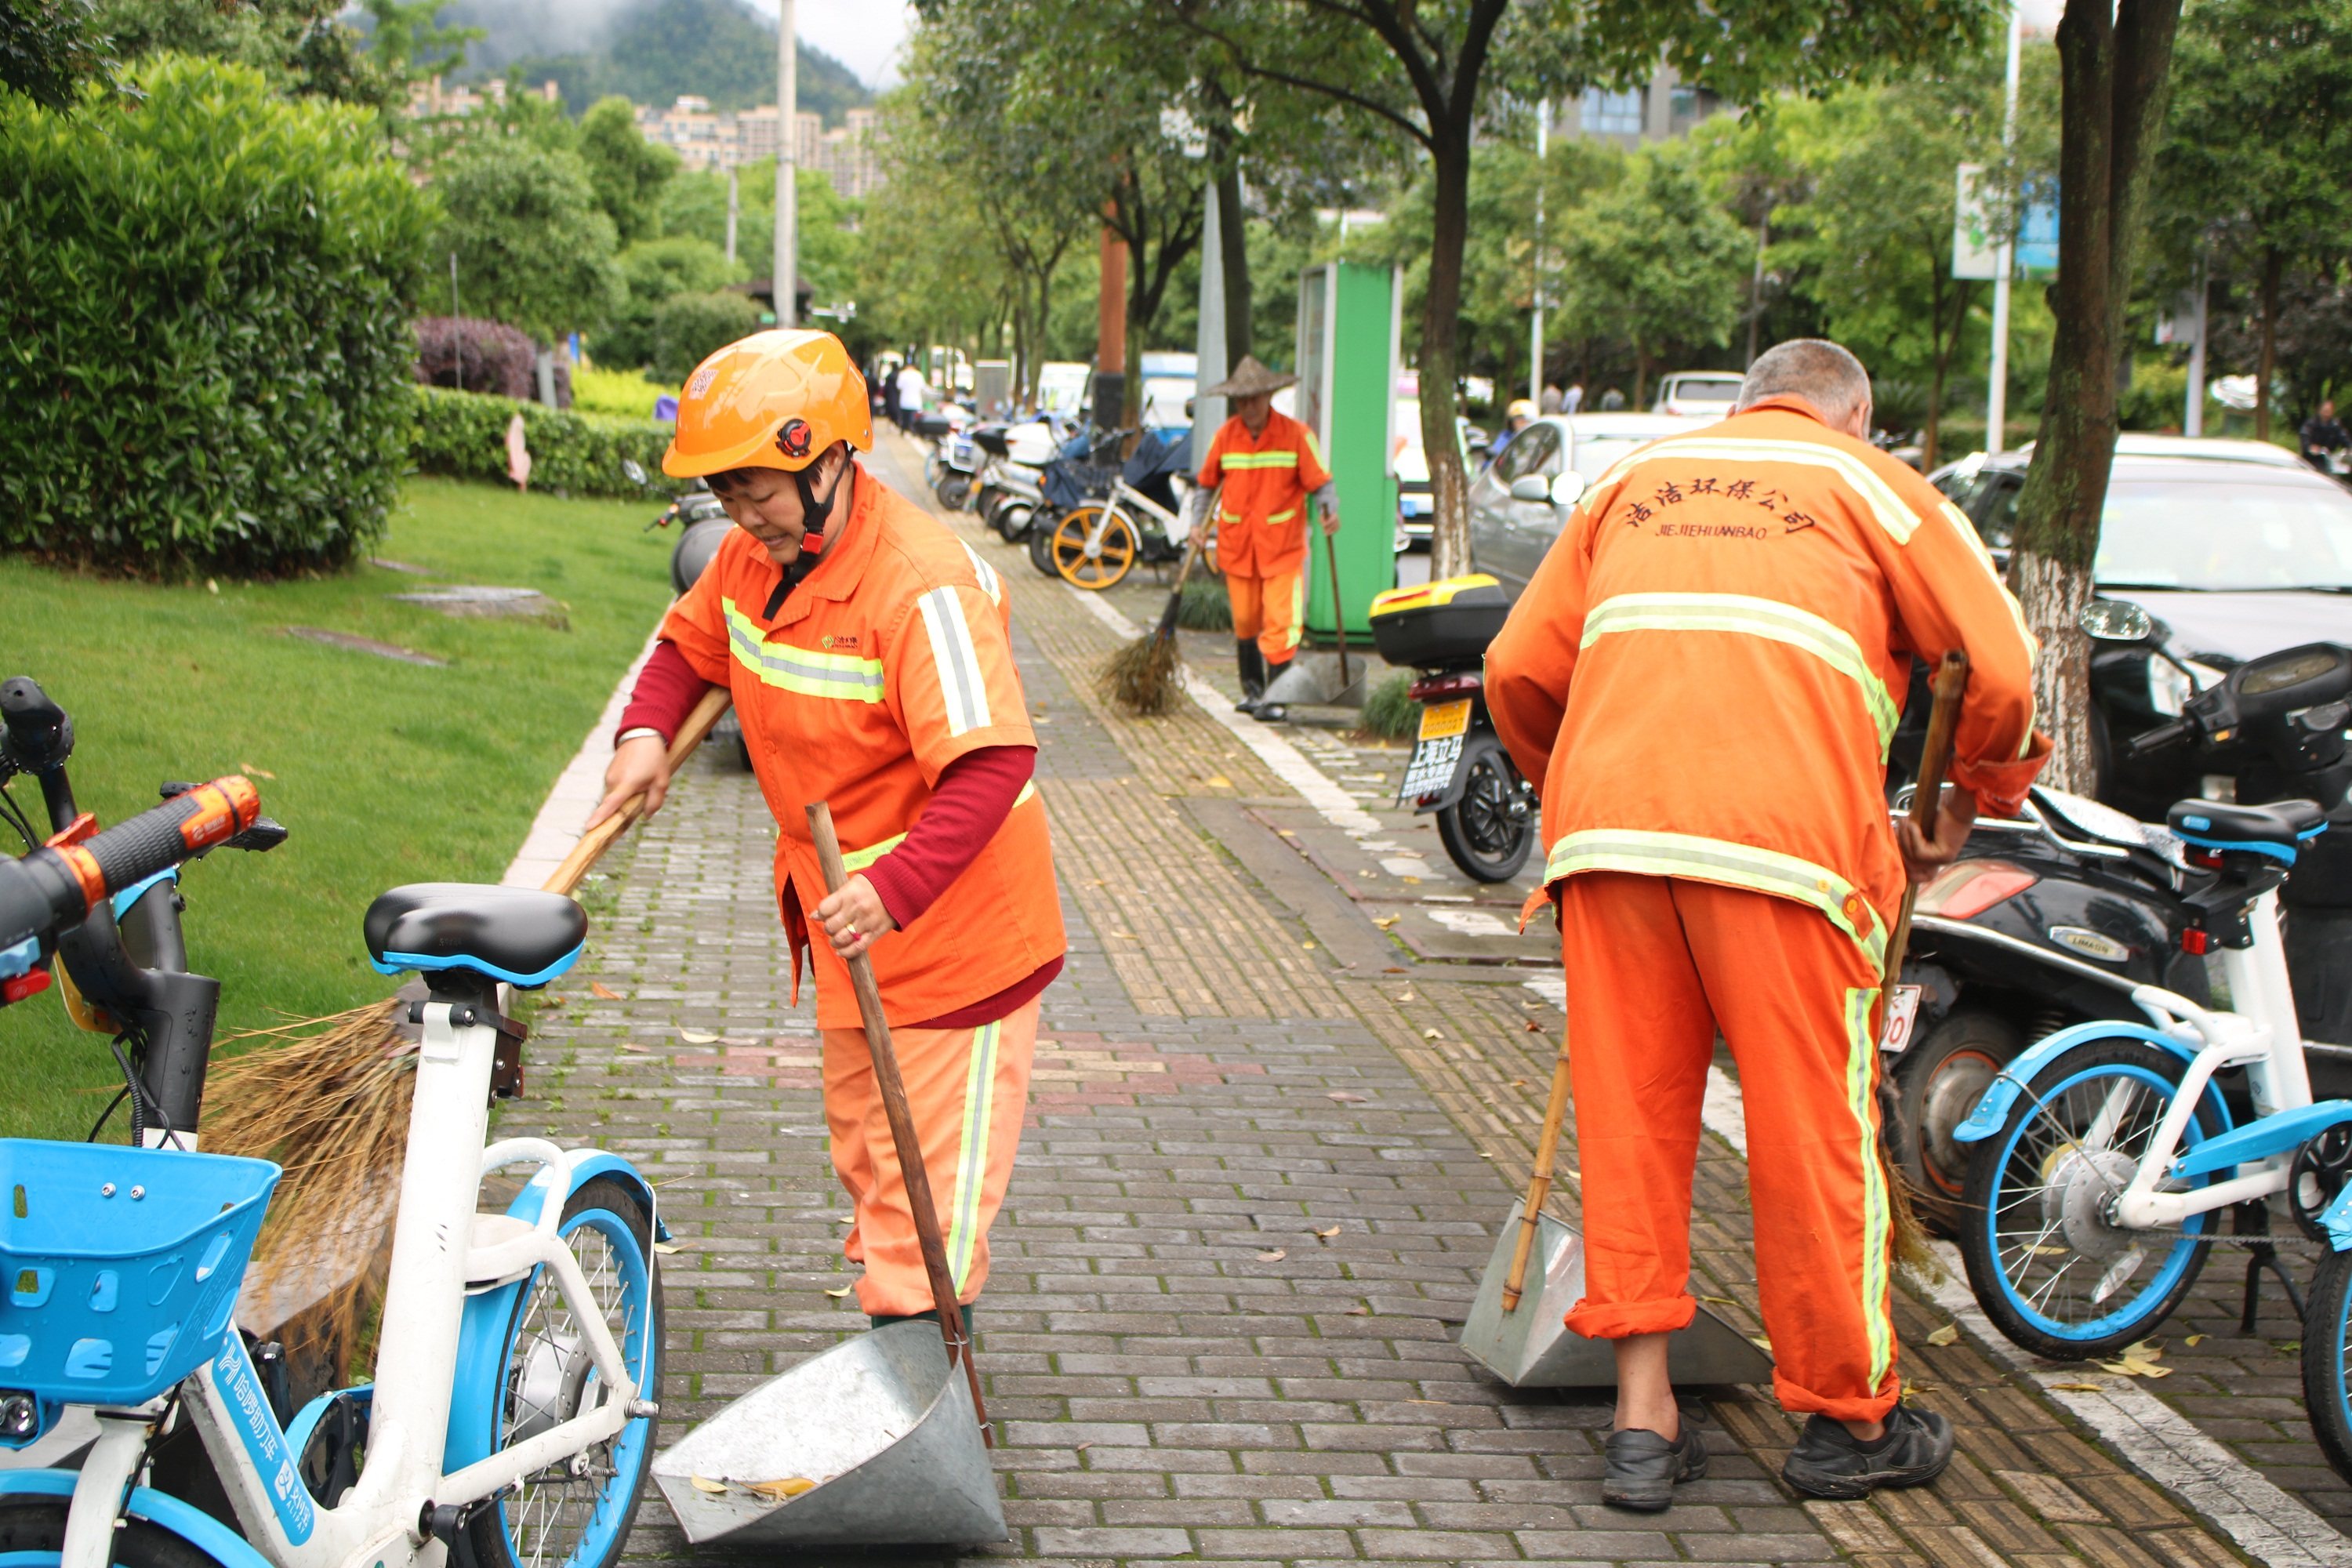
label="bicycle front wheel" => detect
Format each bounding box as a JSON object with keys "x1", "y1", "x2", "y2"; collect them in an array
[
  {"x1": 466, "y1": 1176, "x2": 663, "y2": 1568},
  {"x1": 1958, "y1": 1037, "x2": 2219, "y2": 1359},
  {"x1": 1053, "y1": 506, "x2": 1137, "y2": 590},
  {"x1": 2304, "y1": 1250, "x2": 2352, "y2": 1484}
]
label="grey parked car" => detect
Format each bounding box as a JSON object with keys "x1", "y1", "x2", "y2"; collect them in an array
[{"x1": 1465, "y1": 412, "x2": 1719, "y2": 595}]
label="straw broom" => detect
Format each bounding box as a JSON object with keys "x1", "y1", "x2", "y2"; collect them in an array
[
  {"x1": 205, "y1": 688, "x2": 734, "y2": 1369},
  {"x1": 1098, "y1": 488, "x2": 1218, "y2": 716}
]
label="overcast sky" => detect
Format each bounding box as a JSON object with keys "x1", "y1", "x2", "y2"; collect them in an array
[{"x1": 743, "y1": 0, "x2": 916, "y2": 88}]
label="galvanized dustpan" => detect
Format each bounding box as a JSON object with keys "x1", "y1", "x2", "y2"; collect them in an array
[
  {"x1": 1459, "y1": 1200, "x2": 1774, "y2": 1387},
  {"x1": 651, "y1": 1321, "x2": 1007, "y2": 1546},
  {"x1": 1461, "y1": 1024, "x2": 1771, "y2": 1388}
]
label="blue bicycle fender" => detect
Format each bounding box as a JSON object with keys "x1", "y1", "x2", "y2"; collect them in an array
[
  {"x1": 1952, "y1": 1021, "x2": 2230, "y2": 1144},
  {"x1": 445, "y1": 1149, "x2": 665, "y2": 1470},
  {"x1": 0, "y1": 1471, "x2": 274, "y2": 1568}
]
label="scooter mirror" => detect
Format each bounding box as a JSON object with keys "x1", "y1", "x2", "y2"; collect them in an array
[
  {"x1": 2080, "y1": 600, "x2": 2154, "y2": 643},
  {"x1": 1550, "y1": 471, "x2": 1588, "y2": 509},
  {"x1": 622, "y1": 458, "x2": 648, "y2": 488}
]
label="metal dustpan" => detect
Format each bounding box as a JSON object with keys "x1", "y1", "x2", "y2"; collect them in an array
[
  {"x1": 1261, "y1": 651, "x2": 1368, "y2": 710},
  {"x1": 1460, "y1": 1202, "x2": 1775, "y2": 1388},
  {"x1": 651, "y1": 1321, "x2": 1006, "y2": 1547}
]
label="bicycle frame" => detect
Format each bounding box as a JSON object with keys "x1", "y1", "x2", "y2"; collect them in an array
[
  {"x1": 41, "y1": 1000, "x2": 648, "y2": 1568},
  {"x1": 1073, "y1": 479, "x2": 1187, "y2": 561}
]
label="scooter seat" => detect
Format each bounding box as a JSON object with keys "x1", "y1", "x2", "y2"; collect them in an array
[
  {"x1": 2167, "y1": 798, "x2": 2328, "y2": 864},
  {"x1": 365, "y1": 882, "x2": 587, "y2": 988}
]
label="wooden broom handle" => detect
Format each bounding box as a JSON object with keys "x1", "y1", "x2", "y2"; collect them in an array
[
  {"x1": 1883, "y1": 650, "x2": 1970, "y2": 984},
  {"x1": 543, "y1": 687, "x2": 733, "y2": 896},
  {"x1": 805, "y1": 800, "x2": 993, "y2": 1443},
  {"x1": 1502, "y1": 1033, "x2": 1575, "y2": 1312}
]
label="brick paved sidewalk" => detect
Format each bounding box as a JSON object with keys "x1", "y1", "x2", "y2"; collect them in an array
[{"x1": 496, "y1": 434, "x2": 2289, "y2": 1566}]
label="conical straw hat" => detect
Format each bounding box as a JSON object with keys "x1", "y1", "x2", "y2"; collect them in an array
[{"x1": 1203, "y1": 355, "x2": 1297, "y2": 398}]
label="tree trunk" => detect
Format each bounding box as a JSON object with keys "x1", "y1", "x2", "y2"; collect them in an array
[
  {"x1": 1422, "y1": 129, "x2": 1475, "y2": 579},
  {"x1": 1632, "y1": 342, "x2": 1651, "y2": 411},
  {"x1": 1218, "y1": 165, "x2": 1252, "y2": 372},
  {"x1": 2007, "y1": 0, "x2": 2183, "y2": 793},
  {"x1": 2257, "y1": 245, "x2": 2279, "y2": 443},
  {"x1": 1746, "y1": 212, "x2": 1768, "y2": 368}
]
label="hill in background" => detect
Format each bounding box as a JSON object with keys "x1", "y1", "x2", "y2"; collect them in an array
[{"x1": 443, "y1": 0, "x2": 872, "y2": 122}]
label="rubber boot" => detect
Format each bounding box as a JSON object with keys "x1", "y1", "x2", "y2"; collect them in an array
[
  {"x1": 1257, "y1": 658, "x2": 1294, "y2": 722},
  {"x1": 1236, "y1": 641, "x2": 1266, "y2": 714}
]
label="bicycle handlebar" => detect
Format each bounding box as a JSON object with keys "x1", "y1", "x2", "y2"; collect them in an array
[{"x1": 0, "y1": 776, "x2": 261, "y2": 954}]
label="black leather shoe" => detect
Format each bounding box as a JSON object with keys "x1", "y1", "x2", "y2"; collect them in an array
[
  {"x1": 1601, "y1": 1423, "x2": 1708, "y2": 1512},
  {"x1": 1781, "y1": 1405, "x2": 1953, "y2": 1500}
]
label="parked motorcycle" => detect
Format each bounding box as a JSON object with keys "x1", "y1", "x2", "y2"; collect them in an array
[{"x1": 1365, "y1": 575, "x2": 1537, "y2": 882}]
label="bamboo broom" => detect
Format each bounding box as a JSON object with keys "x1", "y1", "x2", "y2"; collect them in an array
[
  {"x1": 209, "y1": 688, "x2": 735, "y2": 1365},
  {"x1": 1098, "y1": 487, "x2": 1218, "y2": 716}
]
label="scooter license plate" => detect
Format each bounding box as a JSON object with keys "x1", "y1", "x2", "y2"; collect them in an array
[
  {"x1": 1878, "y1": 985, "x2": 1923, "y2": 1054},
  {"x1": 1398, "y1": 734, "x2": 1467, "y2": 804},
  {"x1": 1418, "y1": 699, "x2": 1472, "y2": 742}
]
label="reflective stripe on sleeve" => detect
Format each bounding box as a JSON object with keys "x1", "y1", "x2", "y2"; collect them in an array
[
  {"x1": 960, "y1": 540, "x2": 1004, "y2": 606},
  {"x1": 946, "y1": 1018, "x2": 1003, "y2": 1290},
  {"x1": 839, "y1": 782, "x2": 1038, "y2": 873},
  {"x1": 1543, "y1": 829, "x2": 1887, "y2": 974},
  {"x1": 1581, "y1": 593, "x2": 1899, "y2": 755},
  {"x1": 1219, "y1": 451, "x2": 1301, "y2": 470},
  {"x1": 1602, "y1": 438, "x2": 1922, "y2": 544},
  {"x1": 1845, "y1": 985, "x2": 1896, "y2": 1388},
  {"x1": 722, "y1": 599, "x2": 884, "y2": 702},
  {"x1": 917, "y1": 586, "x2": 993, "y2": 736}
]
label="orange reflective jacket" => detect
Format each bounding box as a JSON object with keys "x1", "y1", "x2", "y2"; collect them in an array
[
  {"x1": 1196, "y1": 411, "x2": 1332, "y2": 577},
  {"x1": 661, "y1": 466, "x2": 1064, "y2": 1028},
  {"x1": 1485, "y1": 397, "x2": 2049, "y2": 970}
]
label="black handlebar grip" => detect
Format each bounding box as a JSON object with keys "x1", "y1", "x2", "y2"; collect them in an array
[
  {"x1": 0, "y1": 853, "x2": 88, "y2": 952},
  {"x1": 78, "y1": 776, "x2": 262, "y2": 895},
  {"x1": 2127, "y1": 719, "x2": 2193, "y2": 757}
]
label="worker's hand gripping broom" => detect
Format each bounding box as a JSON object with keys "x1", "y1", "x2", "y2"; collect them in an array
[
  {"x1": 1879, "y1": 649, "x2": 1970, "y2": 1272},
  {"x1": 1099, "y1": 487, "x2": 1218, "y2": 716},
  {"x1": 805, "y1": 800, "x2": 993, "y2": 1443}
]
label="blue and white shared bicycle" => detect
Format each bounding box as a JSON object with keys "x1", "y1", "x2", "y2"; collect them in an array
[{"x1": 0, "y1": 676, "x2": 662, "y2": 1568}]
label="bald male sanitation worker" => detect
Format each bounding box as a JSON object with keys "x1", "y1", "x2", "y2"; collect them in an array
[{"x1": 1486, "y1": 339, "x2": 2049, "y2": 1510}]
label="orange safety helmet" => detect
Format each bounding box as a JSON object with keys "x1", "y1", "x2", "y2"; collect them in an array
[{"x1": 662, "y1": 328, "x2": 873, "y2": 479}]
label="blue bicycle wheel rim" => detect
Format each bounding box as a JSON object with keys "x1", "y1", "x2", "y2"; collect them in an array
[
  {"x1": 488, "y1": 1202, "x2": 658, "y2": 1568},
  {"x1": 1981, "y1": 1060, "x2": 2210, "y2": 1341}
]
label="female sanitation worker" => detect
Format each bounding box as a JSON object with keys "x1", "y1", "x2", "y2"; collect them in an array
[{"x1": 590, "y1": 329, "x2": 1063, "y2": 1323}]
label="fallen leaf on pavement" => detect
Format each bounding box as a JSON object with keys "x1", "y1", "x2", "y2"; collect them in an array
[
  {"x1": 542, "y1": 996, "x2": 567, "y2": 1009},
  {"x1": 1205, "y1": 775, "x2": 1232, "y2": 789},
  {"x1": 1302, "y1": 940, "x2": 1317, "y2": 949},
  {"x1": 1327, "y1": 1091, "x2": 1367, "y2": 1102},
  {"x1": 1422, "y1": 1029, "x2": 1441, "y2": 1040},
  {"x1": 1526, "y1": 1022, "x2": 1543, "y2": 1033},
  {"x1": 1749, "y1": 1335, "x2": 1773, "y2": 1352},
  {"x1": 1396, "y1": 989, "x2": 1416, "y2": 1001},
  {"x1": 1926, "y1": 1324, "x2": 1960, "y2": 1347},
  {"x1": 1382, "y1": 966, "x2": 1406, "y2": 973},
  {"x1": 591, "y1": 982, "x2": 625, "y2": 1000},
  {"x1": 1315, "y1": 1226, "x2": 1341, "y2": 1240},
  {"x1": 1257, "y1": 1248, "x2": 1287, "y2": 1261},
  {"x1": 2096, "y1": 1356, "x2": 2169, "y2": 1378},
  {"x1": 1373, "y1": 916, "x2": 1400, "y2": 928},
  {"x1": 1510, "y1": 1077, "x2": 1527, "y2": 1086},
  {"x1": 1402, "y1": 876, "x2": 1421, "y2": 885},
  {"x1": 824, "y1": 1286, "x2": 853, "y2": 1299},
  {"x1": 1075, "y1": 1442, "x2": 1091, "y2": 1453},
  {"x1": 743, "y1": 1478, "x2": 817, "y2": 1501},
  {"x1": 1346, "y1": 1305, "x2": 1372, "y2": 1316},
  {"x1": 690, "y1": 1476, "x2": 728, "y2": 1495},
  {"x1": 2186, "y1": 1334, "x2": 2207, "y2": 1347},
  {"x1": 2279, "y1": 1340, "x2": 2303, "y2": 1355},
  {"x1": 1697, "y1": 1295, "x2": 1738, "y2": 1308},
  {"x1": 619, "y1": 1043, "x2": 652, "y2": 1054},
  {"x1": 679, "y1": 1028, "x2": 719, "y2": 1044},
  {"x1": 2049, "y1": 1381, "x2": 2108, "y2": 1392},
  {"x1": 653, "y1": 1241, "x2": 683, "y2": 1254}
]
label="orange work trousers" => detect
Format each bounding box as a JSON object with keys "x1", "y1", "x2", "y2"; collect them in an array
[
  {"x1": 822, "y1": 996, "x2": 1039, "y2": 1316},
  {"x1": 1225, "y1": 563, "x2": 1306, "y2": 666},
  {"x1": 1558, "y1": 872, "x2": 1900, "y2": 1422}
]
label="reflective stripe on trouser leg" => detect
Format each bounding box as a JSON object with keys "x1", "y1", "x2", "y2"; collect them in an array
[
  {"x1": 819, "y1": 996, "x2": 1041, "y2": 1317},
  {"x1": 1254, "y1": 562, "x2": 1305, "y2": 664}
]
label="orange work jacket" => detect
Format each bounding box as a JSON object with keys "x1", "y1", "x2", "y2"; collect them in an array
[
  {"x1": 660, "y1": 465, "x2": 1065, "y2": 1029},
  {"x1": 1196, "y1": 410, "x2": 1332, "y2": 577},
  {"x1": 1485, "y1": 396, "x2": 2049, "y2": 971}
]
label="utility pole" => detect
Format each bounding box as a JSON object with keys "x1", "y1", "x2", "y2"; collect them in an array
[
  {"x1": 1984, "y1": 0, "x2": 2022, "y2": 454},
  {"x1": 773, "y1": 0, "x2": 797, "y2": 328},
  {"x1": 725, "y1": 162, "x2": 739, "y2": 267},
  {"x1": 2184, "y1": 254, "x2": 2208, "y2": 437},
  {"x1": 1527, "y1": 98, "x2": 1548, "y2": 405}
]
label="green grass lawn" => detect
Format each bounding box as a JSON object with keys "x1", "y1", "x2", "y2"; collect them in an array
[{"x1": 0, "y1": 477, "x2": 677, "y2": 1141}]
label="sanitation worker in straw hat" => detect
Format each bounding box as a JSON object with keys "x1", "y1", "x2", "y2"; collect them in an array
[
  {"x1": 1193, "y1": 355, "x2": 1340, "y2": 722},
  {"x1": 590, "y1": 328, "x2": 1065, "y2": 1330},
  {"x1": 1485, "y1": 339, "x2": 2049, "y2": 1510}
]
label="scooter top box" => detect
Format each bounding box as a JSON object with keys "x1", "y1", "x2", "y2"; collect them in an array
[{"x1": 1368, "y1": 574, "x2": 1512, "y2": 668}]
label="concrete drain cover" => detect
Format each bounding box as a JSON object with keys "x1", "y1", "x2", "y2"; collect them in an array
[
  {"x1": 390, "y1": 586, "x2": 567, "y2": 629},
  {"x1": 283, "y1": 627, "x2": 448, "y2": 666}
]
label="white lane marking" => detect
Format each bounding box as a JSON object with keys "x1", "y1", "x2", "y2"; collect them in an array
[
  {"x1": 1429, "y1": 909, "x2": 1512, "y2": 938},
  {"x1": 1060, "y1": 584, "x2": 1384, "y2": 834},
  {"x1": 1381, "y1": 856, "x2": 1438, "y2": 878},
  {"x1": 1519, "y1": 973, "x2": 2351, "y2": 1565},
  {"x1": 503, "y1": 630, "x2": 662, "y2": 889}
]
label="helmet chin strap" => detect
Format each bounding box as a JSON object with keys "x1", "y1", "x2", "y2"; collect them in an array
[{"x1": 794, "y1": 451, "x2": 842, "y2": 547}]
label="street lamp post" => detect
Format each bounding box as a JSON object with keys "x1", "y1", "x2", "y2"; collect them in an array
[
  {"x1": 1528, "y1": 99, "x2": 1548, "y2": 405},
  {"x1": 1984, "y1": 0, "x2": 2021, "y2": 454},
  {"x1": 774, "y1": 0, "x2": 797, "y2": 329}
]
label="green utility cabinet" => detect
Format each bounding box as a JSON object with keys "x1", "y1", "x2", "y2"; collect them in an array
[{"x1": 1295, "y1": 263, "x2": 1400, "y2": 645}]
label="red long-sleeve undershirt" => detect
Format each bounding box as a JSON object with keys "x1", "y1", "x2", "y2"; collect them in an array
[{"x1": 617, "y1": 639, "x2": 1060, "y2": 1028}]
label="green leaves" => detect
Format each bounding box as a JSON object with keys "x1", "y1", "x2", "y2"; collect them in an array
[
  {"x1": 0, "y1": 53, "x2": 434, "y2": 575},
  {"x1": 409, "y1": 385, "x2": 670, "y2": 500},
  {"x1": 432, "y1": 135, "x2": 624, "y2": 343}
]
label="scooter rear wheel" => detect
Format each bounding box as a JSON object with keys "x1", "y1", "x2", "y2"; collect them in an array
[
  {"x1": 1433, "y1": 734, "x2": 1532, "y2": 883},
  {"x1": 465, "y1": 1177, "x2": 663, "y2": 1568},
  {"x1": 1958, "y1": 1037, "x2": 2220, "y2": 1359},
  {"x1": 1890, "y1": 1009, "x2": 2022, "y2": 1236}
]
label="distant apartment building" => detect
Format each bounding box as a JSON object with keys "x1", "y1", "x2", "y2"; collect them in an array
[
  {"x1": 1562, "y1": 63, "x2": 1723, "y2": 147},
  {"x1": 635, "y1": 99, "x2": 884, "y2": 199},
  {"x1": 408, "y1": 74, "x2": 560, "y2": 118}
]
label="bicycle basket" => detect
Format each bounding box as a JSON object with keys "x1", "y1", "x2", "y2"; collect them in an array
[{"x1": 0, "y1": 1141, "x2": 279, "y2": 1406}]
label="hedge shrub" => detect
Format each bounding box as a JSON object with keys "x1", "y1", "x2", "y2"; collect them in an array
[
  {"x1": 410, "y1": 385, "x2": 669, "y2": 499},
  {"x1": 414, "y1": 317, "x2": 571, "y2": 408},
  {"x1": 0, "y1": 56, "x2": 436, "y2": 575}
]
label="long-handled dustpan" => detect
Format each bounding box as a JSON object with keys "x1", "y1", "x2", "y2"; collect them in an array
[
  {"x1": 649, "y1": 801, "x2": 1006, "y2": 1547},
  {"x1": 1458, "y1": 1027, "x2": 1773, "y2": 1388}
]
